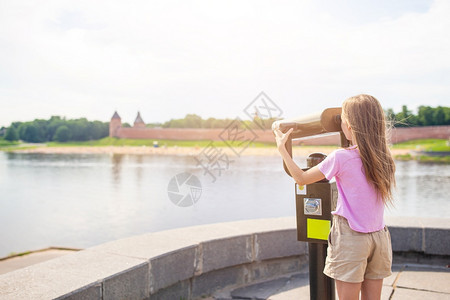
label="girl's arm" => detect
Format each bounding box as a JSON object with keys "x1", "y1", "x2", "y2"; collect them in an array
[{"x1": 274, "y1": 128, "x2": 325, "y2": 186}]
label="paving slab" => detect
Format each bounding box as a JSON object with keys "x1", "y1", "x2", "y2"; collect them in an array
[
  {"x1": 383, "y1": 264, "x2": 403, "y2": 286},
  {"x1": 268, "y1": 274, "x2": 310, "y2": 300},
  {"x1": 238, "y1": 274, "x2": 394, "y2": 300},
  {"x1": 192, "y1": 265, "x2": 248, "y2": 299},
  {"x1": 380, "y1": 286, "x2": 393, "y2": 300},
  {"x1": 268, "y1": 283, "x2": 393, "y2": 300},
  {"x1": 217, "y1": 273, "x2": 311, "y2": 300},
  {"x1": 212, "y1": 263, "x2": 450, "y2": 300},
  {"x1": 232, "y1": 277, "x2": 289, "y2": 299},
  {"x1": 0, "y1": 249, "x2": 77, "y2": 275},
  {"x1": 395, "y1": 265, "x2": 450, "y2": 294},
  {"x1": 392, "y1": 287, "x2": 450, "y2": 299},
  {"x1": 268, "y1": 285, "x2": 310, "y2": 300}
]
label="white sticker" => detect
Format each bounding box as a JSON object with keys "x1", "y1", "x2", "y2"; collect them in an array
[{"x1": 296, "y1": 184, "x2": 307, "y2": 195}]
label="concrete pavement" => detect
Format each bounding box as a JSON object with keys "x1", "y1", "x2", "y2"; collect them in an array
[
  {"x1": 1, "y1": 249, "x2": 449, "y2": 299},
  {"x1": 211, "y1": 263, "x2": 450, "y2": 300}
]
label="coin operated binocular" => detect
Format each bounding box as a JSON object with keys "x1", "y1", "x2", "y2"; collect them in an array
[
  {"x1": 272, "y1": 107, "x2": 350, "y2": 300},
  {"x1": 272, "y1": 107, "x2": 349, "y2": 176}
]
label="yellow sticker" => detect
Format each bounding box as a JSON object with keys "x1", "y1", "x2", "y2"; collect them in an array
[
  {"x1": 296, "y1": 184, "x2": 307, "y2": 195},
  {"x1": 307, "y1": 218, "x2": 331, "y2": 240}
]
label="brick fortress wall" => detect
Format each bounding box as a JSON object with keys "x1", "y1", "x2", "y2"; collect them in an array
[
  {"x1": 110, "y1": 112, "x2": 450, "y2": 145},
  {"x1": 389, "y1": 125, "x2": 450, "y2": 144}
]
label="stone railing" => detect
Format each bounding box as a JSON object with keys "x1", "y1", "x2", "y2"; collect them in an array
[{"x1": 0, "y1": 216, "x2": 448, "y2": 299}]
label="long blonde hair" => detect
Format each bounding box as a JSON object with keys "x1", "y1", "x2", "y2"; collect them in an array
[{"x1": 342, "y1": 94, "x2": 396, "y2": 205}]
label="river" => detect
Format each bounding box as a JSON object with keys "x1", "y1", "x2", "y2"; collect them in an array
[{"x1": 0, "y1": 152, "x2": 449, "y2": 257}]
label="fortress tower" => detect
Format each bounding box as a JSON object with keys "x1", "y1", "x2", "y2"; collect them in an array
[
  {"x1": 134, "y1": 112, "x2": 145, "y2": 128},
  {"x1": 109, "y1": 111, "x2": 122, "y2": 137}
]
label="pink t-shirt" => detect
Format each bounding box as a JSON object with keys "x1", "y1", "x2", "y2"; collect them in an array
[{"x1": 317, "y1": 145, "x2": 385, "y2": 233}]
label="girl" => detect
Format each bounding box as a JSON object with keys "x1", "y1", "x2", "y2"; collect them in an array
[{"x1": 274, "y1": 94, "x2": 395, "y2": 300}]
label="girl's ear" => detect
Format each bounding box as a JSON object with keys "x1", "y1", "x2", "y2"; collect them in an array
[
  {"x1": 345, "y1": 122, "x2": 354, "y2": 142},
  {"x1": 349, "y1": 126, "x2": 355, "y2": 141}
]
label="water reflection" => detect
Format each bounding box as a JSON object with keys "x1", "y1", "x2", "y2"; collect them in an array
[
  {"x1": 111, "y1": 154, "x2": 124, "y2": 185},
  {"x1": 134, "y1": 155, "x2": 143, "y2": 187},
  {"x1": 392, "y1": 161, "x2": 450, "y2": 217}
]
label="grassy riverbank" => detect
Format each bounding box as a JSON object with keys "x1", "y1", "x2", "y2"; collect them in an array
[
  {"x1": 45, "y1": 137, "x2": 277, "y2": 148},
  {"x1": 1, "y1": 138, "x2": 449, "y2": 162},
  {"x1": 394, "y1": 153, "x2": 450, "y2": 163},
  {"x1": 392, "y1": 139, "x2": 450, "y2": 163},
  {"x1": 0, "y1": 140, "x2": 19, "y2": 147},
  {"x1": 0, "y1": 139, "x2": 37, "y2": 151},
  {"x1": 392, "y1": 139, "x2": 450, "y2": 152},
  {"x1": 3, "y1": 137, "x2": 448, "y2": 151}
]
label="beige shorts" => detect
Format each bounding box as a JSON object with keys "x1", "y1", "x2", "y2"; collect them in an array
[{"x1": 323, "y1": 215, "x2": 392, "y2": 283}]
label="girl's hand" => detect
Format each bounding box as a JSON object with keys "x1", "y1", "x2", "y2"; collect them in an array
[{"x1": 274, "y1": 128, "x2": 293, "y2": 150}]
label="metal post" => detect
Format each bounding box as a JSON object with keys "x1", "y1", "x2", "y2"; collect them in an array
[
  {"x1": 308, "y1": 243, "x2": 335, "y2": 300},
  {"x1": 306, "y1": 155, "x2": 335, "y2": 300}
]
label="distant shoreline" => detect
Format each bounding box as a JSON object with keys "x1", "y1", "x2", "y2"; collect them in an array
[{"x1": 5, "y1": 145, "x2": 411, "y2": 157}]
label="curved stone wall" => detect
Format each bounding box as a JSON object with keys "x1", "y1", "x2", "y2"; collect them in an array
[{"x1": 0, "y1": 216, "x2": 449, "y2": 299}]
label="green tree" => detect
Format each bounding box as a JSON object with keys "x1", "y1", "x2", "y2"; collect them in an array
[
  {"x1": 395, "y1": 105, "x2": 414, "y2": 127},
  {"x1": 18, "y1": 123, "x2": 27, "y2": 140},
  {"x1": 5, "y1": 126, "x2": 19, "y2": 141},
  {"x1": 33, "y1": 119, "x2": 48, "y2": 141},
  {"x1": 67, "y1": 118, "x2": 90, "y2": 140},
  {"x1": 48, "y1": 116, "x2": 65, "y2": 141},
  {"x1": 20, "y1": 124, "x2": 44, "y2": 143},
  {"x1": 212, "y1": 118, "x2": 233, "y2": 128},
  {"x1": 145, "y1": 122, "x2": 162, "y2": 128},
  {"x1": 184, "y1": 114, "x2": 203, "y2": 128},
  {"x1": 433, "y1": 106, "x2": 446, "y2": 125},
  {"x1": 163, "y1": 118, "x2": 185, "y2": 128},
  {"x1": 11, "y1": 122, "x2": 22, "y2": 129},
  {"x1": 203, "y1": 117, "x2": 215, "y2": 128},
  {"x1": 444, "y1": 107, "x2": 450, "y2": 125},
  {"x1": 54, "y1": 125, "x2": 71, "y2": 142},
  {"x1": 9, "y1": 117, "x2": 108, "y2": 142},
  {"x1": 88, "y1": 121, "x2": 108, "y2": 140},
  {"x1": 385, "y1": 108, "x2": 396, "y2": 124},
  {"x1": 417, "y1": 106, "x2": 434, "y2": 126}
]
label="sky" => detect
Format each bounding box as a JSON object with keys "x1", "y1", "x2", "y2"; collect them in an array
[{"x1": 1, "y1": 0, "x2": 449, "y2": 127}]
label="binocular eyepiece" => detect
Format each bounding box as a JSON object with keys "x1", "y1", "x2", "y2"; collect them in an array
[{"x1": 272, "y1": 107, "x2": 343, "y2": 139}]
